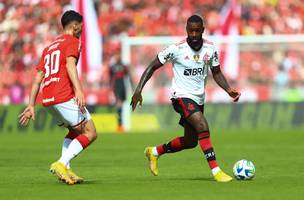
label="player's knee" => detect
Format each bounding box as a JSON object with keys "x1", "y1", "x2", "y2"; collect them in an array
[
  {"x1": 193, "y1": 122, "x2": 208, "y2": 134},
  {"x1": 187, "y1": 141, "x2": 198, "y2": 149},
  {"x1": 84, "y1": 130, "x2": 97, "y2": 142},
  {"x1": 88, "y1": 125, "x2": 98, "y2": 141},
  {"x1": 83, "y1": 120, "x2": 98, "y2": 141},
  {"x1": 91, "y1": 131, "x2": 98, "y2": 141},
  {"x1": 184, "y1": 139, "x2": 198, "y2": 149}
]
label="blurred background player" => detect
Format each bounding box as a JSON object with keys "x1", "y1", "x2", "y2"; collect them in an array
[
  {"x1": 109, "y1": 53, "x2": 133, "y2": 132},
  {"x1": 131, "y1": 14, "x2": 240, "y2": 182},
  {"x1": 18, "y1": 10, "x2": 97, "y2": 185}
]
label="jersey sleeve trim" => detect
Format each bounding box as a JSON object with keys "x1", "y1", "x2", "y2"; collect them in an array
[{"x1": 157, "y1": 54, "x2": 166, "y2": 65}]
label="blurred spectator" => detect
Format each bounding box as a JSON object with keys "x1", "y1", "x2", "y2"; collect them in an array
[{"x1": 9, "y1": 80, "x2": 25, "y2": 104}]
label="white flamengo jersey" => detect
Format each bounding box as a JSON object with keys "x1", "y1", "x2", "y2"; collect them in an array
[{"x1": 158, "y1": 39, "x2": 220, "y2": 105}]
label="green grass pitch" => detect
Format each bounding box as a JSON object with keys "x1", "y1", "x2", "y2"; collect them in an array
[{"x1": 0, "y1": 129, "x2": 303, "y2": 200}]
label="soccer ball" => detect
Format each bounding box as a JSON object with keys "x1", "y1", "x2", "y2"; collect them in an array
[{"x1": 233, "y1": 159, "x2": 255, "y2": 180}]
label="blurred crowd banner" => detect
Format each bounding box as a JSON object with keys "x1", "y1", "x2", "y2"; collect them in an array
[{"x1": 0, "y1": 102, "x2": 303, "y2": 134}]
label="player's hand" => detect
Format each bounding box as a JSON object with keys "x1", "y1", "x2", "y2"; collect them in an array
[
  {"x1": 18, "y1": 105, "x2": 35, "y2": 126},
  {"x1": 228, "y1": 88, "x2": 241, "y2": 102},
  {"x1": 130, "y1": 92, "x2": 143, "y2": 111},
  {"x1": 75, "y1": 90, "x2": 86, "y2": 112}
]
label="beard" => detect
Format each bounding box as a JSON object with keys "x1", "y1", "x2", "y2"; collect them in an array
[{"x1": 187, "y1": 38, "x2": 203, "y2": 51}]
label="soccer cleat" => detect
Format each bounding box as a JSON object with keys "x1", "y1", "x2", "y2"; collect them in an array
[
  {"x1": 67, "y1": 168, "x2": 84, "y2": 183},
  {"x1": 144, "y1": 147, "x2": 159, "y2": 176},
  {"x1": 214, "y1": 170, "x2": 233, "y2": 182},
  {"x1": 49, "y1": 161, "x2": 75, "y2": 185}
]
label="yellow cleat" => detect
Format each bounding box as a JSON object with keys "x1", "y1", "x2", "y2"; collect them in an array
[
  {"x1": 214, "y1": 170, "x2": 233, "y2": 182},
  {"x1": 49, "y1": 161, "x2": 75, "y2": 185},
  {"x1": 67, "y1": 168, "x2": 84, "y2": 183},
  {"x1": 144, "y1": 147, "x2": 159, "y2": 176}
]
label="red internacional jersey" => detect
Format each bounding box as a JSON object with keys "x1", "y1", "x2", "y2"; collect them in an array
[{"x1": 36, "y1": 34, "x2": 81, "y2": 106}]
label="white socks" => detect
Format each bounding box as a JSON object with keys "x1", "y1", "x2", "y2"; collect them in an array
[
  {"x1": 152, "y1": 147, "x2": 159, "y2": 156},
  {"x1": 61, "y1": 138, "x2": 72, "y2": 168},
  {"x1": 211, "y1": 167, "x2": 220, "y2": 175},
  {"x1": 59, "y1": 139, "x2": 84, "y2": 166}
]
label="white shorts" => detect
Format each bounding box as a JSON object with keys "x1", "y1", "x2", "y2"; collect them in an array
[{"x1": 45, "y1": 98, "x2": 92, "y2": 128}]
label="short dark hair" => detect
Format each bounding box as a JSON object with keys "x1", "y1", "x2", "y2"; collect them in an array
[
  {"x1": 187, "y1": 14, "x2": 204, "y2": 26},
  {"x1": 61, "y1": 10, "x2": 83, "y2": 28}
]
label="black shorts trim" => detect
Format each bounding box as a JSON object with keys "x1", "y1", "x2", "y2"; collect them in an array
[{"x1": 71, "y1": 118, "x2": 86, "y2": 128}]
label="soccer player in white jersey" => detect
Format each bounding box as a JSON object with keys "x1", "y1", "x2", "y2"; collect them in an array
[{"x1": 130, "y1": 14, "x2": 241, "y2": 182}]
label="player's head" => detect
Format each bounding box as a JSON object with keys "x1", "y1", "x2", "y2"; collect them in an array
[
  {"x1": 186, "y1": 14, "x2": 205, "y2": 51},
  {"x1": 61, "y1": 10, "x2": 83, "y2": 38}
]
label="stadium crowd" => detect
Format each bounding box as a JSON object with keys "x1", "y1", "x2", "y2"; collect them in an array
[{"x1": 0, "y1": 0, "x2": 303, "y2": 104}]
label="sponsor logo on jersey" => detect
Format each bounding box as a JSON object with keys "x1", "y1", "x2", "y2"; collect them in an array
[
  {"x1": 43, "y1": 77, "x2": 60, "y2": 87},
  {"x1": 183, "y1": 68, "x2": 204, "y2": 76}
]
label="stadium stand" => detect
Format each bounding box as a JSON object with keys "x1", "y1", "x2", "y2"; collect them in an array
[{"x1": 0, "y1": 0, "x2": 303, "y2": 104}]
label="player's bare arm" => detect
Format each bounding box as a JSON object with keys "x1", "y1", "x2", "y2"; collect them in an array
[
  {"x1": 18, "y1": 70, "x2": 44, "y2": 126},
  {"x1": 130, "y1": 57, "x2": 163, "y2": 111},
  {"x1": 211, "y1": 65, "x2": 241, "y2": 102},
  {"x1": 66, "y1": 56, "x2": 85, "y2": 109}
]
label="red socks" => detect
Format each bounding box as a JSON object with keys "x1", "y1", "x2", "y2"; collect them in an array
[
  {"x1": 156, "y1": 137, "x2": 185, "y2": 156},
  {"x1": 154, "y1": 131, "x2": 219, "y2": 171},
  {"x1": 198, "y1": 131, "x2": 218, "y2": 169},
  {"x1": 76, "y1": 134, "x2": 90, "y2": 149},
  {"x1": 65, "y1": 131, "x2": 90, "y2": 149}
]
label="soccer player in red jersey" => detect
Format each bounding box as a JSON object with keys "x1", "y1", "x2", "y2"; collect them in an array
[
  {"x1": 18, "y1": 10, "x2": 97, "y2": 185},
  {"x1": 130, "y1": 15, "x2": 241, "y2": 182}
]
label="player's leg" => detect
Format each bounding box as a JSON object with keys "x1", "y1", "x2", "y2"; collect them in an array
[
  {"x1": 151, "y1": 98, "x2": 198, "y2": 156},
  {"x1": 58, "y1": 119, "x2": 97, "y2": 168},
  {"x1": 53, "y1": 120, "x2": 96, "y2": 184},
  {"x1": 62, "y1": 132, "x2": 84, "y2": 183},
  {"x1": 145, "y1": 124, "x2": 198, "y2": 176},
  {"x1": 48, "y1": 99, "x2": 97, "y2": 184},
  {"x1": 54, "y1": 125, "x2": 84, "y2": 183},
  {"x1": 116, "y1": 98, "x2": 124, "y2": 132},
  {"x1": 61, "y1": 127, "x2": 78, "y2": 168},
  {"x1": 144, "y1": 98, "x2": 199, "y2": 176},
  {"x1": 44, "y1": 106, "x2": 76, "y2": 184},
  {"x1": 114, "y1": 83, "x2": 126, "y2": 132},
  {"x1": 61, "y1": 120, "x2": 97, "y2": 183},
  {"x1": 186, "y1": 112, "x2": 232, "y2": 182},
  {"x1": 47, "y1": 108, "x2": 79, "y2": 167},
  {"x1": 152, "y1": 122, "x2": 198, "y2": 156}
]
